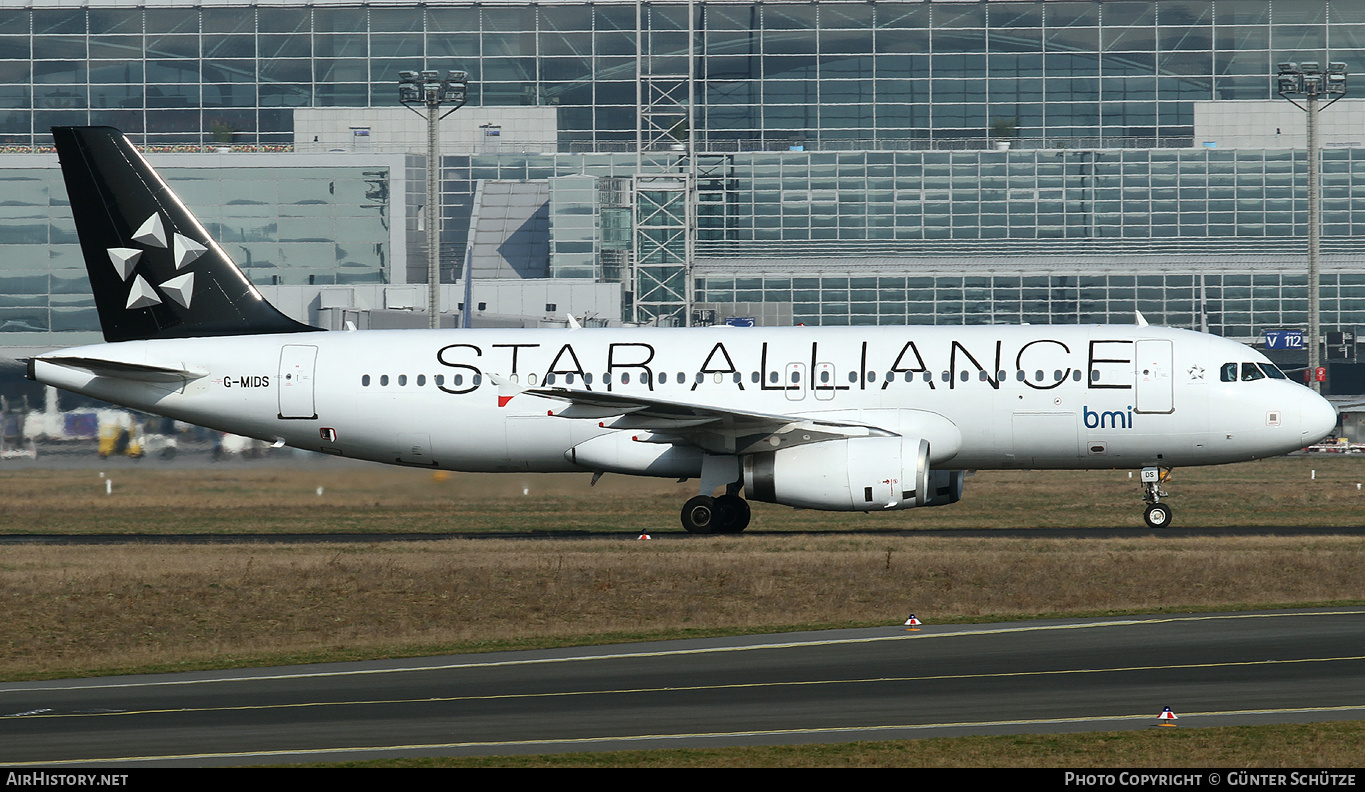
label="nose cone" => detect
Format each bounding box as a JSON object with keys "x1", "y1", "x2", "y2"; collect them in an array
[{"x1": 1301, "y1": 390, "x2": 1338, "y2": 445}]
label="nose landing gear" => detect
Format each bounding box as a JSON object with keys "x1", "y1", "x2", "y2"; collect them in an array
[{"x1": 1141, "y1": 466, "x2": 1172, "y2": 528}]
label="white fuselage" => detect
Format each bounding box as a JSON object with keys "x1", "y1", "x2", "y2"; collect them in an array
[{"x1": 32, "y1": 324, "x2": 1337, "y2": 476}]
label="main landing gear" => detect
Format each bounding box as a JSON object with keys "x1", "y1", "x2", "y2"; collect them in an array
[
  {"x1": 1141, "y1": 466, "x2": 1173, "y2": 529},
  {"x1": 680, "y1": 489, "x2": 751, "y2": 534}
]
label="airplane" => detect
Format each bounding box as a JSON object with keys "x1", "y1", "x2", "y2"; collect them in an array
[{"x1": 26, "y1": 127, "x2": 1339, "y2": 533}]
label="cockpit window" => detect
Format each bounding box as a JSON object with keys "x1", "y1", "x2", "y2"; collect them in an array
[{"x1": 1222, "y1": 361, "x2": 1286, "y2": 382}]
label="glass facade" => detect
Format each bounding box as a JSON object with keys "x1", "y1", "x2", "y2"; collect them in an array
[
  {"x1": 695, "y1": 272, "x2": 1365, "y2": 341},
  {"x1": 2, "y1": 0, "x2": 1365, "y2": 344},
  {"x1": 446, "y1": 145, "x2": 1365, "y2": 257},
  {"x1": 2, "y1": 1, "x2": 1364, "y2": 147},
  {"x1": 694, "y1": 147, "x2": 1365, "y2": 256}
]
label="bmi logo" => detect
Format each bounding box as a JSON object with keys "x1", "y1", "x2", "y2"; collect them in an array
[{"x1": 1083, "y1": 405, "x2": 1133, "y2": 430}]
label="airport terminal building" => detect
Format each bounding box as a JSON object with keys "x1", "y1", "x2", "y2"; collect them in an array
[{"x1": 3, "y1": 0, "x2": 1365, "y2": 388}]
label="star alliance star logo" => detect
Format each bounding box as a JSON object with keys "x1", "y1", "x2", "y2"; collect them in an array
[
  {"x1": 106, "y1": 212, "x2": 204, "y2": 311},
  {"x1": 1188, "y1": 365, "x2": 1205, "y2": 380}
]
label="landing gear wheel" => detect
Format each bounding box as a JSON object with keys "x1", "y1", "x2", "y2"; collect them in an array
[
  {"x1": 681, "y1": 495, "x2": 718, "y2": 534},
  {"x1": 1144, "y1": 502, "x2": 1173, "y2": 529},
  {"x1": 714, "y1": 494, "x2": 751, "y2": 534}
]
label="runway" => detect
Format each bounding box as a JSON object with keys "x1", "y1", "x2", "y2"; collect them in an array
[
  {"x1": 2, "y1": 609, "x2": 1364, "y2": 766},
  {"x1": 5, "y1": 524, "x2": 1365, "y2": 544}
]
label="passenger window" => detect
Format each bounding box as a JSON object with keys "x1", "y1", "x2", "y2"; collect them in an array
[
  {"x1": 362, "y1": 374, "x2": 371, "y2": 386},
  {"x1": 398, "y1": 374, "x2": 407, "y2": 386},
  {"x1": 417, "y1": 374, "x2": 426, "y2": 386},
  {"x1": 380, "y1": 375, "x2": 389, "y2": 386}
]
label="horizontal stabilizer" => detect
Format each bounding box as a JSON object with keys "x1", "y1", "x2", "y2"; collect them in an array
[{"x1": 33, "y1": 356, "x2": 206, "y2": 383}]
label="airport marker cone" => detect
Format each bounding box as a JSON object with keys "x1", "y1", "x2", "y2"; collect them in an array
[
  {"x1": 904, "y1": 614, "x2": 921, "y2": 631},
  {"x1": 638, "y1": 533, "x2": 651, "y2": 540},
  {"x1": 1158, "y1": 707, "x2": 1178, "y2": 726}
]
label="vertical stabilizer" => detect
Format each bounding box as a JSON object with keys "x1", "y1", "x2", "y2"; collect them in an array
[{"x1": 52, "y1": 126, "x2": 318, "y2": 342}]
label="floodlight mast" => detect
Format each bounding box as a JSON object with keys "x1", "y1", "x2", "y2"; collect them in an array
[
  {"x1": 398, "y1": 69, "x2": 469, "y2": 330},
  {"x1": 1277, "y1": 61, "x2": 1348, "y2": 392}
]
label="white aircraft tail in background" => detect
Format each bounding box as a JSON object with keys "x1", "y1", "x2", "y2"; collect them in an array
[{"x1": 29, "y1": 127, "x2": 1338, "y2": 532}]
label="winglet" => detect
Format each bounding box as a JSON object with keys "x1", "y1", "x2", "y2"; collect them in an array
[
  {"x1": 1135, "y1": 310, "x2": 1149, "y2": 327},
  {"x1": 486, "y1": 372, "x2": 525, "y2": 407},
  {"x1": 566, "y1": 313, "x2": 582, "y2": 330}
]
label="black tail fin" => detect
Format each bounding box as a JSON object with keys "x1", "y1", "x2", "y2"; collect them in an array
[{"x1": 52, "y1": 126, "x2": 317, "y2": 342}]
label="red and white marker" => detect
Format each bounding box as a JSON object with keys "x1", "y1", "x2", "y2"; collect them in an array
[
  {"x1": 1158, "y1": 707, "x2": 1178, "y2": 725},
  {"x1": 904, "y1": 615, "x2": 921, "y2": 626},
  {"x1": 637, "y1": 533, "x2": 651, "y2": 540}
]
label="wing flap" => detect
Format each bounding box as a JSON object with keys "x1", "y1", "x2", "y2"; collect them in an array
[{"x1": 516, "y1": 382, "x2": 896, "y2": 454}]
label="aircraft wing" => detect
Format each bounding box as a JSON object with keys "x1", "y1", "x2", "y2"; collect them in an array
[{"x1": 503, "y1": 379, "x2": 896, "y2": 455}]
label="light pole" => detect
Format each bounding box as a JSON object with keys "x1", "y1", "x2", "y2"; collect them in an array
[
  {"x1": 1277, "y1": 61, "x2": 1347, "y2": 392},
  {"x1": 399, "y1": 69, "x2": 468, "y2": 330}
]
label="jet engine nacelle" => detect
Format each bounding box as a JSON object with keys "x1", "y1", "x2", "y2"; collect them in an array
[
  {"x1": 923, "y1": 469, "x2": 966, "y2": 507},
  {"x1": 743, "y1": 436, "x2": 932, "y2": 511}
]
